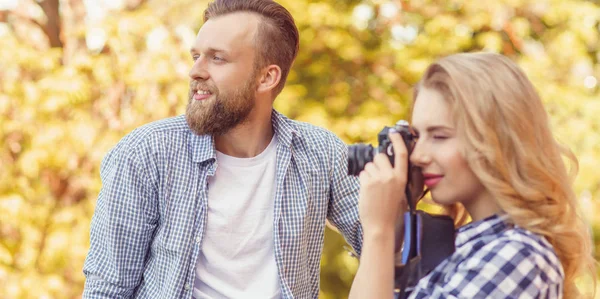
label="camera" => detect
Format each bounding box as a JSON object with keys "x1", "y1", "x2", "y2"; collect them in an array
[{"x1": 347, "y1": 120, "x2": 416, "y2": 176}]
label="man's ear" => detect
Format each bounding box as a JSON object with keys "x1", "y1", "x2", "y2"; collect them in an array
[{"x1": 257, "y1": 64, "x2": 282, "y2": 93}]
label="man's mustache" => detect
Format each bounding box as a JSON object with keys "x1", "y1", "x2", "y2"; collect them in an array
[{"x1": 190, "y1": 81, "x2": 216, "y2": 92}]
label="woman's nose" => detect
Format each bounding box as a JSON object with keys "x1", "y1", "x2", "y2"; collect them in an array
[{"x1": 410, "y1": 141, "x2": 431, "y2": 167}]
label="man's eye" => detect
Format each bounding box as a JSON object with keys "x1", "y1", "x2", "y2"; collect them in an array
[
  {"x1": 213, "y1": 56, "x2": 223, "y2": 61},
  {"x1": 192, "y1": 55, "x2": 199, "y2": 61}
]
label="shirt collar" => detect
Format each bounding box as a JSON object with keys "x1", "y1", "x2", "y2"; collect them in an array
[
  {"x1": 455, "y1": 213, "x2": 511, "y2": 248},
  {"x1": 271, "y1": 109, "x2": 300, "y2": 149},
  {"x1": 189, "y1": 133, "x2": 215, "y2": 164},
  {"x1": 188, "y1": 109, "x2": 300, "y2": 163}
]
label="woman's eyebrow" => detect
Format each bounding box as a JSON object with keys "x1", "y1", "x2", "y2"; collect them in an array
[{"x1": 412, "y1": 125, "x2": 453, "y2": 134}]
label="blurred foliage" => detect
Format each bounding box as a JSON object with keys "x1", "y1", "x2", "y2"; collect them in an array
[{"x1": 0, "y1": 0, "x2": 599, "y2": 298}]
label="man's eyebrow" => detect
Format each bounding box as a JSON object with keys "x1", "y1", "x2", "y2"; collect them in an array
[{"x1": 189, "y1": 47, "x2": 229, "y2": 55}]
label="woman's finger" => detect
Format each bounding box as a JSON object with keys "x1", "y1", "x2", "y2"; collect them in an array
[
  {"x1": 358, "y1": 168, "x2": 370, "y2": 184},
  {"x1": 363, "y1": 161, "x2": 379, "y2": 177},
  {"x1": 388, "y1": 130, "x2": 408, "y2": 182},
  {"x1": 372, "y1": 152, "x2": 392, "y2": 172}
]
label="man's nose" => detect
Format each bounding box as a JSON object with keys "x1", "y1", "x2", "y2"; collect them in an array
[{"x1": 189, "y1": 57, "x2": 209, "y2": 81}]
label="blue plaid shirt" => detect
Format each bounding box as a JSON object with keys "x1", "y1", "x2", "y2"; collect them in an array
[
  {"x1": 408, "y1": 214, "x2": 564, "y2": 298},
  {"x1": 83, "y1": 110, "x2": 363, "y2": 298}
]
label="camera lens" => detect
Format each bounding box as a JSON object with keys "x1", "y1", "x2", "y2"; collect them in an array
[{"x1": 347, "y1": 144, "x2": 375, "y2": 176}]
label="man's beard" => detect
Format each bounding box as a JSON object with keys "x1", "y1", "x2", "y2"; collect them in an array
[{"x1": 185, "y1": 74, "x2": 257, "y2": 136}]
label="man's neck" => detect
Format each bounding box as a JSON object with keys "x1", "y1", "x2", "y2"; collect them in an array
[{"x1": 214, "y1": 110, "x2": 274, "y2": 158}]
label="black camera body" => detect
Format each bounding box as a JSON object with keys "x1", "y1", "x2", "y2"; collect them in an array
[{"x1": 347, "y1": 120, "x2": 416, "y2": 176}]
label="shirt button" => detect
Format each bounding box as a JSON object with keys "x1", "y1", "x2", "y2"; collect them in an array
[
  {"x1": 185, "y1": 283, "x2": 191, "y2": 290},
  {"x1": 195, "y1": 236, "x2": 201, "y2": 244}
]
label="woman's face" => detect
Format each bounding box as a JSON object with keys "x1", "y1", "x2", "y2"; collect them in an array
[{"x1": 410, "y1": 87, "x2": 492, "y2": 218}]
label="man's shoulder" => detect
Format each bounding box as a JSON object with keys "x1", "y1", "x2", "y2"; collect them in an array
[
  {"x1": 111, "y1": 115, "x2": 193, "y2": 157},
  {"x1": 121, "y1": 115, "x2": 189, "y2": 144},
  {"x1": 130, "y1": 115, "x2": 189, "y2": 137},
  {"x1": 287, "y1": 118, "x2": 343, "y2": 146}
]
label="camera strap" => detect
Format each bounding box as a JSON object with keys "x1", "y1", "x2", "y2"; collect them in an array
[{"x1": 393, "y1": 181, "x2": 456, "y2": 298}]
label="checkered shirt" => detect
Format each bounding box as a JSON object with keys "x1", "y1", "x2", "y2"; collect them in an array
[
  {"x1": 407, "y1": 214, "x2": 564, "y2": 298},
  {"x1": 82, "y1": 110, "x2": 363, "y2": 299}
]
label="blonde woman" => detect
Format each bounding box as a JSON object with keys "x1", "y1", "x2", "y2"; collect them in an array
[{"x1": 349, "y1": 52, "x2": 596, "y2": 298}]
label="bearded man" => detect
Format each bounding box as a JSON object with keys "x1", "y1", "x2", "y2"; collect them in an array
[{"x1": 82, "y1": 1, "x2": 362, "y2": 298}]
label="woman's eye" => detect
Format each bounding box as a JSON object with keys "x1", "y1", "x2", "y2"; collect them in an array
[{"x1": 433, "y1": 135, "x2": 448, "y2": 140}]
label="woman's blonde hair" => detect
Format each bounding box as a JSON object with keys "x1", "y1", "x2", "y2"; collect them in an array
[{"x1": 413, "y1": 52, "x2": 596, "y2": 298}]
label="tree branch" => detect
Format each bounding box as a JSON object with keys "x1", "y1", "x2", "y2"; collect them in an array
[
  {"x1": 0, "y1": 10, "x2": 45, "y2": 30},
  {"x1": 36, "y1": 0, "x2": 63, "y2": 48},
  {"x1": 125, "y1": 0, "x2": 149, "y2": 11}
]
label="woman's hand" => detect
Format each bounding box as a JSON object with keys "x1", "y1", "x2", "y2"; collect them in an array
[{"x1": 358, "y1": 130, "x2": 409, "y2": 239}]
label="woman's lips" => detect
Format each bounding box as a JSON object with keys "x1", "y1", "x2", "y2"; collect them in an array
[{"x1": 423, "y1": 174, "x2": 443, "y2": 188}]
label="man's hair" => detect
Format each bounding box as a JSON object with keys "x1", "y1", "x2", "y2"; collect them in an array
[{"x1": 203, "y1": 0, "x2": 299, "y2": 97}]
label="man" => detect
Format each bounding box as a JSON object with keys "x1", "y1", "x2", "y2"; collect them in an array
[{"x1": 82, "y1": 0, "x2": 362, "y2": 298}]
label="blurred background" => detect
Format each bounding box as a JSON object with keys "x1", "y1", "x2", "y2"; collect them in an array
[{"x1": 1, "y1": 0, "x2": 599, "y2": 298}]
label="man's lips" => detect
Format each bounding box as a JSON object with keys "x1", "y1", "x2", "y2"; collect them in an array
[
  {"x1": 423, "y1": 173, "x2": 443, "y2": 188},
  {"x1": 193, "y1": 93, "x2": 211, "y2": 101},
  {"x1": 193, "y1": 89, "x2": 212, "y2": 101}
]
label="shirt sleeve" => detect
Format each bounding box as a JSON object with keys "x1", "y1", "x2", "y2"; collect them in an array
[
  {"x1": 82, "y1": 140, "x2": 159, "y2": 298},
  {"x1": 410, "y1": 240, "x2": 563, "y2": 299},
  {"x1": 325, "y1": 135, "x2": 363, "y2": 256}
]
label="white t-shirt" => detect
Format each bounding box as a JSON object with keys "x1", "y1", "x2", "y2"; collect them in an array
[{"x1": 193, "y1": 136, "x2": 281, "y2": 299}]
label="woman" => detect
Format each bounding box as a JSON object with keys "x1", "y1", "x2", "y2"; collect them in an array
[{"x1": 349, "y1": 52, "x2": 596, "y2": 298}]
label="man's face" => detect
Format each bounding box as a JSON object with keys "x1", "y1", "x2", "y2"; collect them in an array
[{"x1": 186, "y1": 12, "x2": 261, "y2": 136}]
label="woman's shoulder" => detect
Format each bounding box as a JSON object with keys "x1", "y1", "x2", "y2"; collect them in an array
[
  {"x1": 464, "y1": 225, "x2": 564, "y2": 283},
  {"x1": 410, "y1": 224, "x2": 564, "y2": 298}
]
